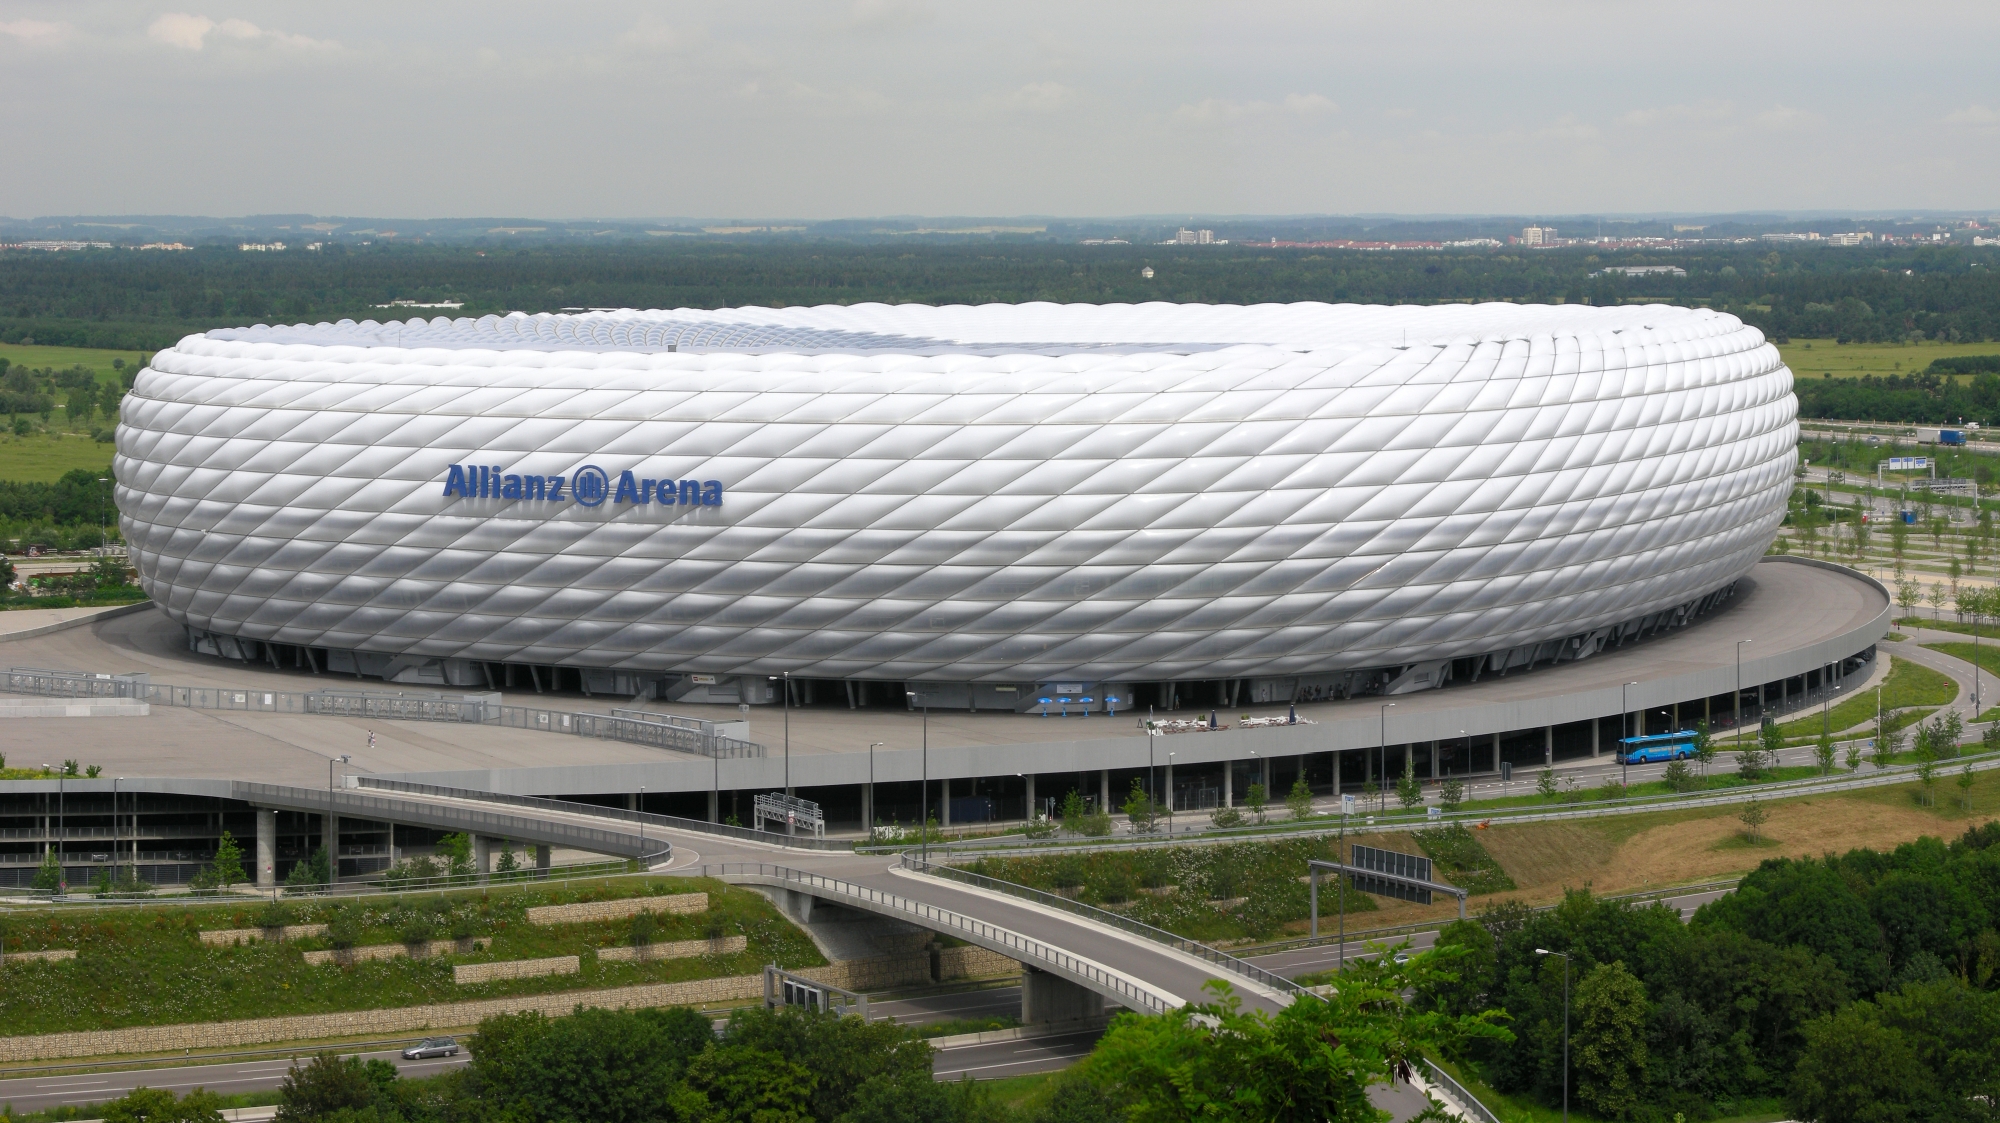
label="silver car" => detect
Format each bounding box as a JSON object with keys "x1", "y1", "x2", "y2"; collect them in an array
[{"x1": 401, "y1": 1036, "x2": 459, "y2": 1060}]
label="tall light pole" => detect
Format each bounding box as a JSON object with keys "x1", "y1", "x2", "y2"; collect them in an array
[
  {"x1": 1537, "y1": 948, "x2": 1572, "y2": 1123},
  {"x1": 329, "y1": 754, "x2": 350, "y2": 886},
  {"x1": 907, "y1": 690, "x2": 931, "y2": 863},
  {"x1": 638, "y1": 784, "x2": 646, "y2": 859},
  {"x1": 1167, "y1": 751, "x2": 1176, "y2": 835},
  {"x1": 868, "y1": 742, "x2": 883, "y2": 837},
  {"x1": 1620, "y1": 681, "x2": 1639, "y2": 790},
  {"x1": 1735, "y1": 640, "x2": 1753, "y2": 750},
  {"x1": 1377, "y1": 703, "x2": 1396, "y2": 812}
]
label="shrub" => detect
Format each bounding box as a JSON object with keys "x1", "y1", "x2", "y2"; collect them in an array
[
  {"x1": 631, "y1": 909, "x2": 660, "y2": 947},
  {"x1": 1286, "y1": 777, "x2": 1315, "y2": 819},
  {"x1": 325, "y1": 905, "x2": 362, "y2": 949},
  {"x1": 1661, "y1": 758, "x2": 1699, "y2": 793},
  {"x1": 1438, "y1": 776, "x2": 1466, "y2": 812},
  {"x1": 256, "y1": 899, "x2": 293, "y2": 930},
  {"x1": 1211, "y1": 806, "x2": 1245, "y2": 829}
]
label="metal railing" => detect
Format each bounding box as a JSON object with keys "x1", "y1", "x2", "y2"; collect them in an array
[
  {"x1": 683, "y1": 862, "x2": 1172, "y2": 1015},
  {"x1": 1421, "y1": 1060, "x2": 1501, "y2": 1123},
  {"x1": 3, "y1": 667, "x2": 762, "y2": 759},
  {"x1": 900, "y1": 854, "x2": 1307, "y2": 1002},
  {"x1": 353, "y1": 778, "x2": 853, "y2": 851},
  {"x1": 231, "y1": 780, "x2": 671, "y2": 862}
]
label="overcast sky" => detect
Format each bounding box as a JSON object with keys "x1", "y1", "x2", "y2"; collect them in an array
[{"x1": 3, "y1": 1, "x2": 1997, "y2": 221}]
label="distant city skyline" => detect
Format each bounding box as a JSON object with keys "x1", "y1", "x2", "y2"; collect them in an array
[{"x1": 3, "y1": 1, "x2": 1997, "y2": 218}]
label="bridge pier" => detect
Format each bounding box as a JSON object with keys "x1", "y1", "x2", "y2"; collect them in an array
[
  {"x1": 255, "y1": 808, "x2": 277, "y2": 888},
  {"x1": 322, "y1": 813, "x2": 339, "y2": 880},
  {"x1": 472, "y1": 834, "x2": 494, "y2": 874},
  {"x1": 534, "y1": 843, "x2": 551, "y2": 871},
  {"x1": 1022, "y1": 965, "x2": 1103, "y2": 1024}
]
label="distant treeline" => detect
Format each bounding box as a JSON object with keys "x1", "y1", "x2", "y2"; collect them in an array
[
  {"x1": 1, "y1": 241, "x2": 1999, "y2": 350},
  {"x1": 1796, "y1": 371, "x2": 2000, "y2": 426},
  {"x1": 0, "y1": 469, "x2": 116, "y2": 526},
  {"x1": 1926, "y1": 354, "x2": 2000, "y2": 375}
]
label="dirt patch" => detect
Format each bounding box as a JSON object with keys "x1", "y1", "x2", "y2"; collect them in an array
[{"x1": 1599, "y1": 798, "x2": 1963, "y2": 890}]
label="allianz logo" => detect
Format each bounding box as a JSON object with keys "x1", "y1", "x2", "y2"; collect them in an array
[{"x1": 442, "y1": 464, "x2": 725, "y2": 508}]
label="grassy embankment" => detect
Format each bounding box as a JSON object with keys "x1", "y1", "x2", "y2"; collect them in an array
[
  {"x1": 967, "y1": 767, "x2": 2000, "y2": 942},
  {"x1": 1770, "y1": 653, "x2": 1954, "y2": 743},
  {"x1": 0, "y1": 876, "x2": 823, "y2": 1038}
]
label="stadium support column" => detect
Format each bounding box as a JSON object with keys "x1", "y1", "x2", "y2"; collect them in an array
[
  {"x1": 471, "y1": 834, "x2": 492, "y2": 874},
  {"x1": 1543, "y1": 726, "x2": 1553, "y2": 767},
  {"x1": 1591, "y1": 720, "x2": 1600, "y2": 758},
  {"x1": 1430, "y1": 742, "x2": 1438, "y2": 780},
  {"x1": 1023, "y1": 774, "x2": 1035, "y2": 821},
  {"x1": 1100, "y1": 769, "x2": 1110, "y2": 812},
  {"x1": 534, "y1": 844, "x2": 551, "y2": 871},
  {"x1": 940, "y1": 780, "x2": 952, "y2": 828},
  {"x1": 255, "y1": 808, "x2": 277, "y2": 888},
  {"x1": 1223, "y1": 761, "x2": 1233, "y2": 808},
  {"x1": 1491, "y1": 733, "x2": 1501, "y2": 773},
  {"x1": 1162, "y1": 762, "x2": 1173, "y2": 811},
  {"x1": 708, "y1": 790, "x2": 719, "y2": 824},
  {"x1": 859, "y1": 783, "x2": 872, "y2": 830}
]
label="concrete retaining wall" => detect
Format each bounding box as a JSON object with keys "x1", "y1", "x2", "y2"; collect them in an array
[
  {"x1": 200, "y1": 925, "x2": 329, "y2": 946},
  {"x1": 454, "y1": 956, "x2": 579, "y2": 984},
  {"x1": 1, "y1": 949, "x2": 77, "y2": 965},
  {"x1": 0, "y1": 974, "x2": 771, "y2": 1062},
  {"x1": 597, "y1": 936, "x2": 746, "y2": 963},
  {"x1": 300, "y1": 939, "x2": 470, "y2": 967},
  {"x1": 526, "y1": 894, "x2": 707, "y2": 925}
]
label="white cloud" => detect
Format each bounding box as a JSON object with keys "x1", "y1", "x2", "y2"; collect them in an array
[
  {"x1": 1174, "y1": 94, "x2": 1335, "y2": 124},
  {"x1": 993, "y1": 81, "x2": 1073, "y2": 114},
  {"x1": 1618, "y1": 100, "x2": 1734, "y2": 127},
  {"x1": 1754, "y1": 104, "x2": 1818, "y2": 131},
  {"x1": 620, "y1": 16, "x2": 683, "y2": 52},
  {"x1": 148, "y1": 13, "x2": 213, "y2": 50},
  {"x1": 1945, "y1": 105, "x2": 2000, "y2": 126},
  {"x1": 0, "y1": 19, "x2": 66, "y2": 44},
  {"x1": 147, "y1": 12, "x2": 335, "y2": 51}
]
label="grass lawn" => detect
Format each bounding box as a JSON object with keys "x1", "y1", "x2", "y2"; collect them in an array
[
  {"x1": 0, "y1": 429, "x2": 117, "y2": 482},
  {"x1": 1771, "y1": 654, "x2": 1955, "y2": 739},
  {"x1": 1905, "y1": 616, "x2": 2000, "y2": 640},
  {"x1": 0, "y1": 876, "x2": 823, "y2": 1036},
  {"x1": 0, "y1": 342, "x2": 151, "y2": 381},
  {"x1": 1777, "y1": 337, "x2": 2000, "y2": 382}
]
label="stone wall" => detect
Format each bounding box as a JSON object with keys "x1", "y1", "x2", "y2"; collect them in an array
[
  {"x1": 199, "y1": 925, "x2": 329, "y2": 947},
  {"x1": 0, "y1": 975, "x2": 769, "y2": 1062},
  {"x1": 1, "y1": 950, "x2": 77, "y2": 965},
  {"x1": 453, "y1": 956, "x2": 579, "y2": 985},
  {"x1": 526, "y1": 894, "x2": 707, "y2": 926},
  {"x1": 597, "y1": 936, "x2": 747, "y2": 964},
  {"x1": 299, "y1": 939, "x2": 471, "y2": 967}
]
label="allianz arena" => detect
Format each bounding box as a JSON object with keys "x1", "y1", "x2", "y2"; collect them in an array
[{"x1": 114, "y1": 301, "x2": 1797, "y2": 710}]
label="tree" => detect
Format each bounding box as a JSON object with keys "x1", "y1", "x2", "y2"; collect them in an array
[
  {"x1": 1395, "y1": 760, "x2": 1422, "y2": 811},
  {"x1": 1661, "y1": 758, "x2": 1697, "y2": 793},
  {"x1": 1691, "y1": 721, "x2": 1718, "y2": 784},
  {"x1": 1914, "y1": 744, "x2": 1939, "y2": 807},
  {"x1": 1896, "y1": 576, "x2": 1921, "y2": 618},
  {"x1": 835, "y1": 1071, "x2": 1005, "y2": 1123},
  {"x1": 1815, "y1": 732, "x2": 1837, "y2": 775},
  {"x1": 1438, "y1": 775, "x2": 1466, "y2": 812},
  {"x1": 1121, "y1": 778, "x2": 1161, "y2": 834},
  {"x1": 101, "y1": 1086, "x2": 225, "y2": 1123},
  {"x1": 1058, "y1": 789, "x2": 1087, "y2": 837},
  {"x1": 472, "y1": 1007, "x2": 719, "y2": 1123},
  {"x1": 1788, "y1": 1005, "x2": 1931, "y2": 1123},
  {"x1": 1245, "y1": 781, "x2": 1269, "y2": 823},
  {"x1": 1736, "y1": 739, "x2": 1767, "y2": 783},
  {"x1": 1078, "y1": 966, "x2": 1510, "y2": 1123},
  {"x1": 1958, "y1": 762, "x2": 1976, "y2": 811},
  {"x1": 275, "y1": 1052, "x2": 397, "y2": 1123},
  {"x1": 435, "y1": 831, "x2": 474, "y2": 878},
  {"x1": 1846, "y1": 739, "x2": 1865, "y2": 772},
  {"x1": 212, "y1": 830, "x2": 245, "y2": 888},
  {"x1": 1536, "y1": 767, "x2": 1559, "y2": 800},
  {"x1": 1929, "y1": 582, "x2": 1947, "y2": 620},
  {"x1": 31, "y1": 847, "x2": 61, "y2": 892},
  {"x1": 285, "y1": 846, "x2": 331, "y2": 889},
  {"x1": 1761, "y1": 714, "x2": 1784, "y2": 759},
  {"x1": 1874, "y1": 709, "x2": 1905, "y2": 768},
  {"x1": 681, "y1": 1045, "x2": 813, "y2": 1123},
  {"x1": 496, "y1": 840, "x2": 519, "y2": 874},
  {"x1": 1285, "y1": 776, "x2": 1314, "y2": 820},
  {"x1": 1739, "y1": 798, "x2": 1770, "y2": 843},
  {"x1": 1573, "y1": 961, "x2": 1649, "y2": 1120},
  {"x1": 720, "y1": 1003, "x2": 934, "y2": 1123}
]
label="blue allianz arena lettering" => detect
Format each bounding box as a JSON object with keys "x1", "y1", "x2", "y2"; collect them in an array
[{"x1": 440, "y1": 464, "x2": 723, "y2": 507}]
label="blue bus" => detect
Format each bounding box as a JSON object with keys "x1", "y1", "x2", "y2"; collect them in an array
[{"x1": 1616, "y1": 730, "x2": 1698, "y2": 765}]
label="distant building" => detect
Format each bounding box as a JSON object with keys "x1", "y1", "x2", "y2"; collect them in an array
[
  {"x1": 1671, "y1": 224, "x2": 1706, "y2": 233},
  {"x1": 1169, "y1": 228, "x2": 1225, "y2": 245},
  {"x1": 1760, "y1": 232, "x2": 1822, "y2": 242},
  {"x1": 1825, "y1": 232, "x2": 1873, "y2": 246},
  {"x1": 1521, "y1": 226, "x2": 1555, "y2": 246},
  {"x1": 5, "y1": 240, "x2": 112, "y2": 251},
  {"x1": 1590, "y1": 265, "x2": 1687, "y2": 278},
  {"x1": 239, "y1": 242, "x2": 287, "y2": 252}
]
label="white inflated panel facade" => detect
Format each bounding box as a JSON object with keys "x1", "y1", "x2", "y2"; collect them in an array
[{"x1": 116, "y1": 302, "x2": 1796, "y2": 688}]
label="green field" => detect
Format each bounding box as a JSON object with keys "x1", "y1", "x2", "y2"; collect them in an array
[
  {"x1": 1770, "y1": 654, "x2": 1956, "y2": 738},
  {"x1": 0, "y1": 430, "x2": 116, "y2": 481},
  {"x1": 0, "y1": 341, "x2": 151, "y2": 382},
  {"x1": 1776, "y1": 337, "x2": 2000, "y2": 382}
]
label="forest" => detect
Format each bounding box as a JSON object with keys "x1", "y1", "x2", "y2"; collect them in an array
[{"x1": 1, "y1": 240, "x2": 1997, "y2": 352}]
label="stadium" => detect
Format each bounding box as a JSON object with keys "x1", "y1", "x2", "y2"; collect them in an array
[{"x1": 117, "y1": 301, "x2": 1798, "y2": 712}]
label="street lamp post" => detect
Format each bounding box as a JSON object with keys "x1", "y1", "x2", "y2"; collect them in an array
[
  {"x1": 1537, "y1": 948, "x2": 1572, "y2": 1123},
  {"x1": 638, "y1": 784, "x2": 646, "y2": 861},
  {"x1": 1377, "y1": 703, "x2": 1396, "y2": 812},
  {"x1": 1620, "y1": 681, "x2": 1639, "y2": 790},
  {"x1": 907, "y1": 691, "x2": 931, "y2": 863},
  {"x1": 1735, "y1": 640, "x2": 1753, "y2": 750},
  {"x1": 328, "y1": 754, "x2": 350, "y2": 886},
  {"x1": 1167, "y1": 751, "x2": 1176, "y2": 835},
  {"x1": 868, "y1": 742, "x2": 883, "y2": 838}
]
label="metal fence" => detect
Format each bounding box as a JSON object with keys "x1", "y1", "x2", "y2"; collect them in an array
[
  {"x1": 1421, "y1": 1060, "x2": 1502, "y2": 1123},
  {"x1": 353, "y1": 777, "x2": 853, "y2": 851},
  {"x1": 3, "y1": 667, "x2": 763, "y2": 759},
  {"x1": 231, "y1": 780, "x2": 671, "y2": 862},
  {"x1": 683, "y1": 862, "x2": 1171, "y2": 1016},
  {"x1": 901, "y1": 854, "x2": 1307, "y2": 1002}
]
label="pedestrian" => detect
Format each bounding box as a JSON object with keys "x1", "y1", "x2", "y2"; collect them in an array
[{"x1": 367, "y1": 729, "x2": 376, "y2": 750}]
